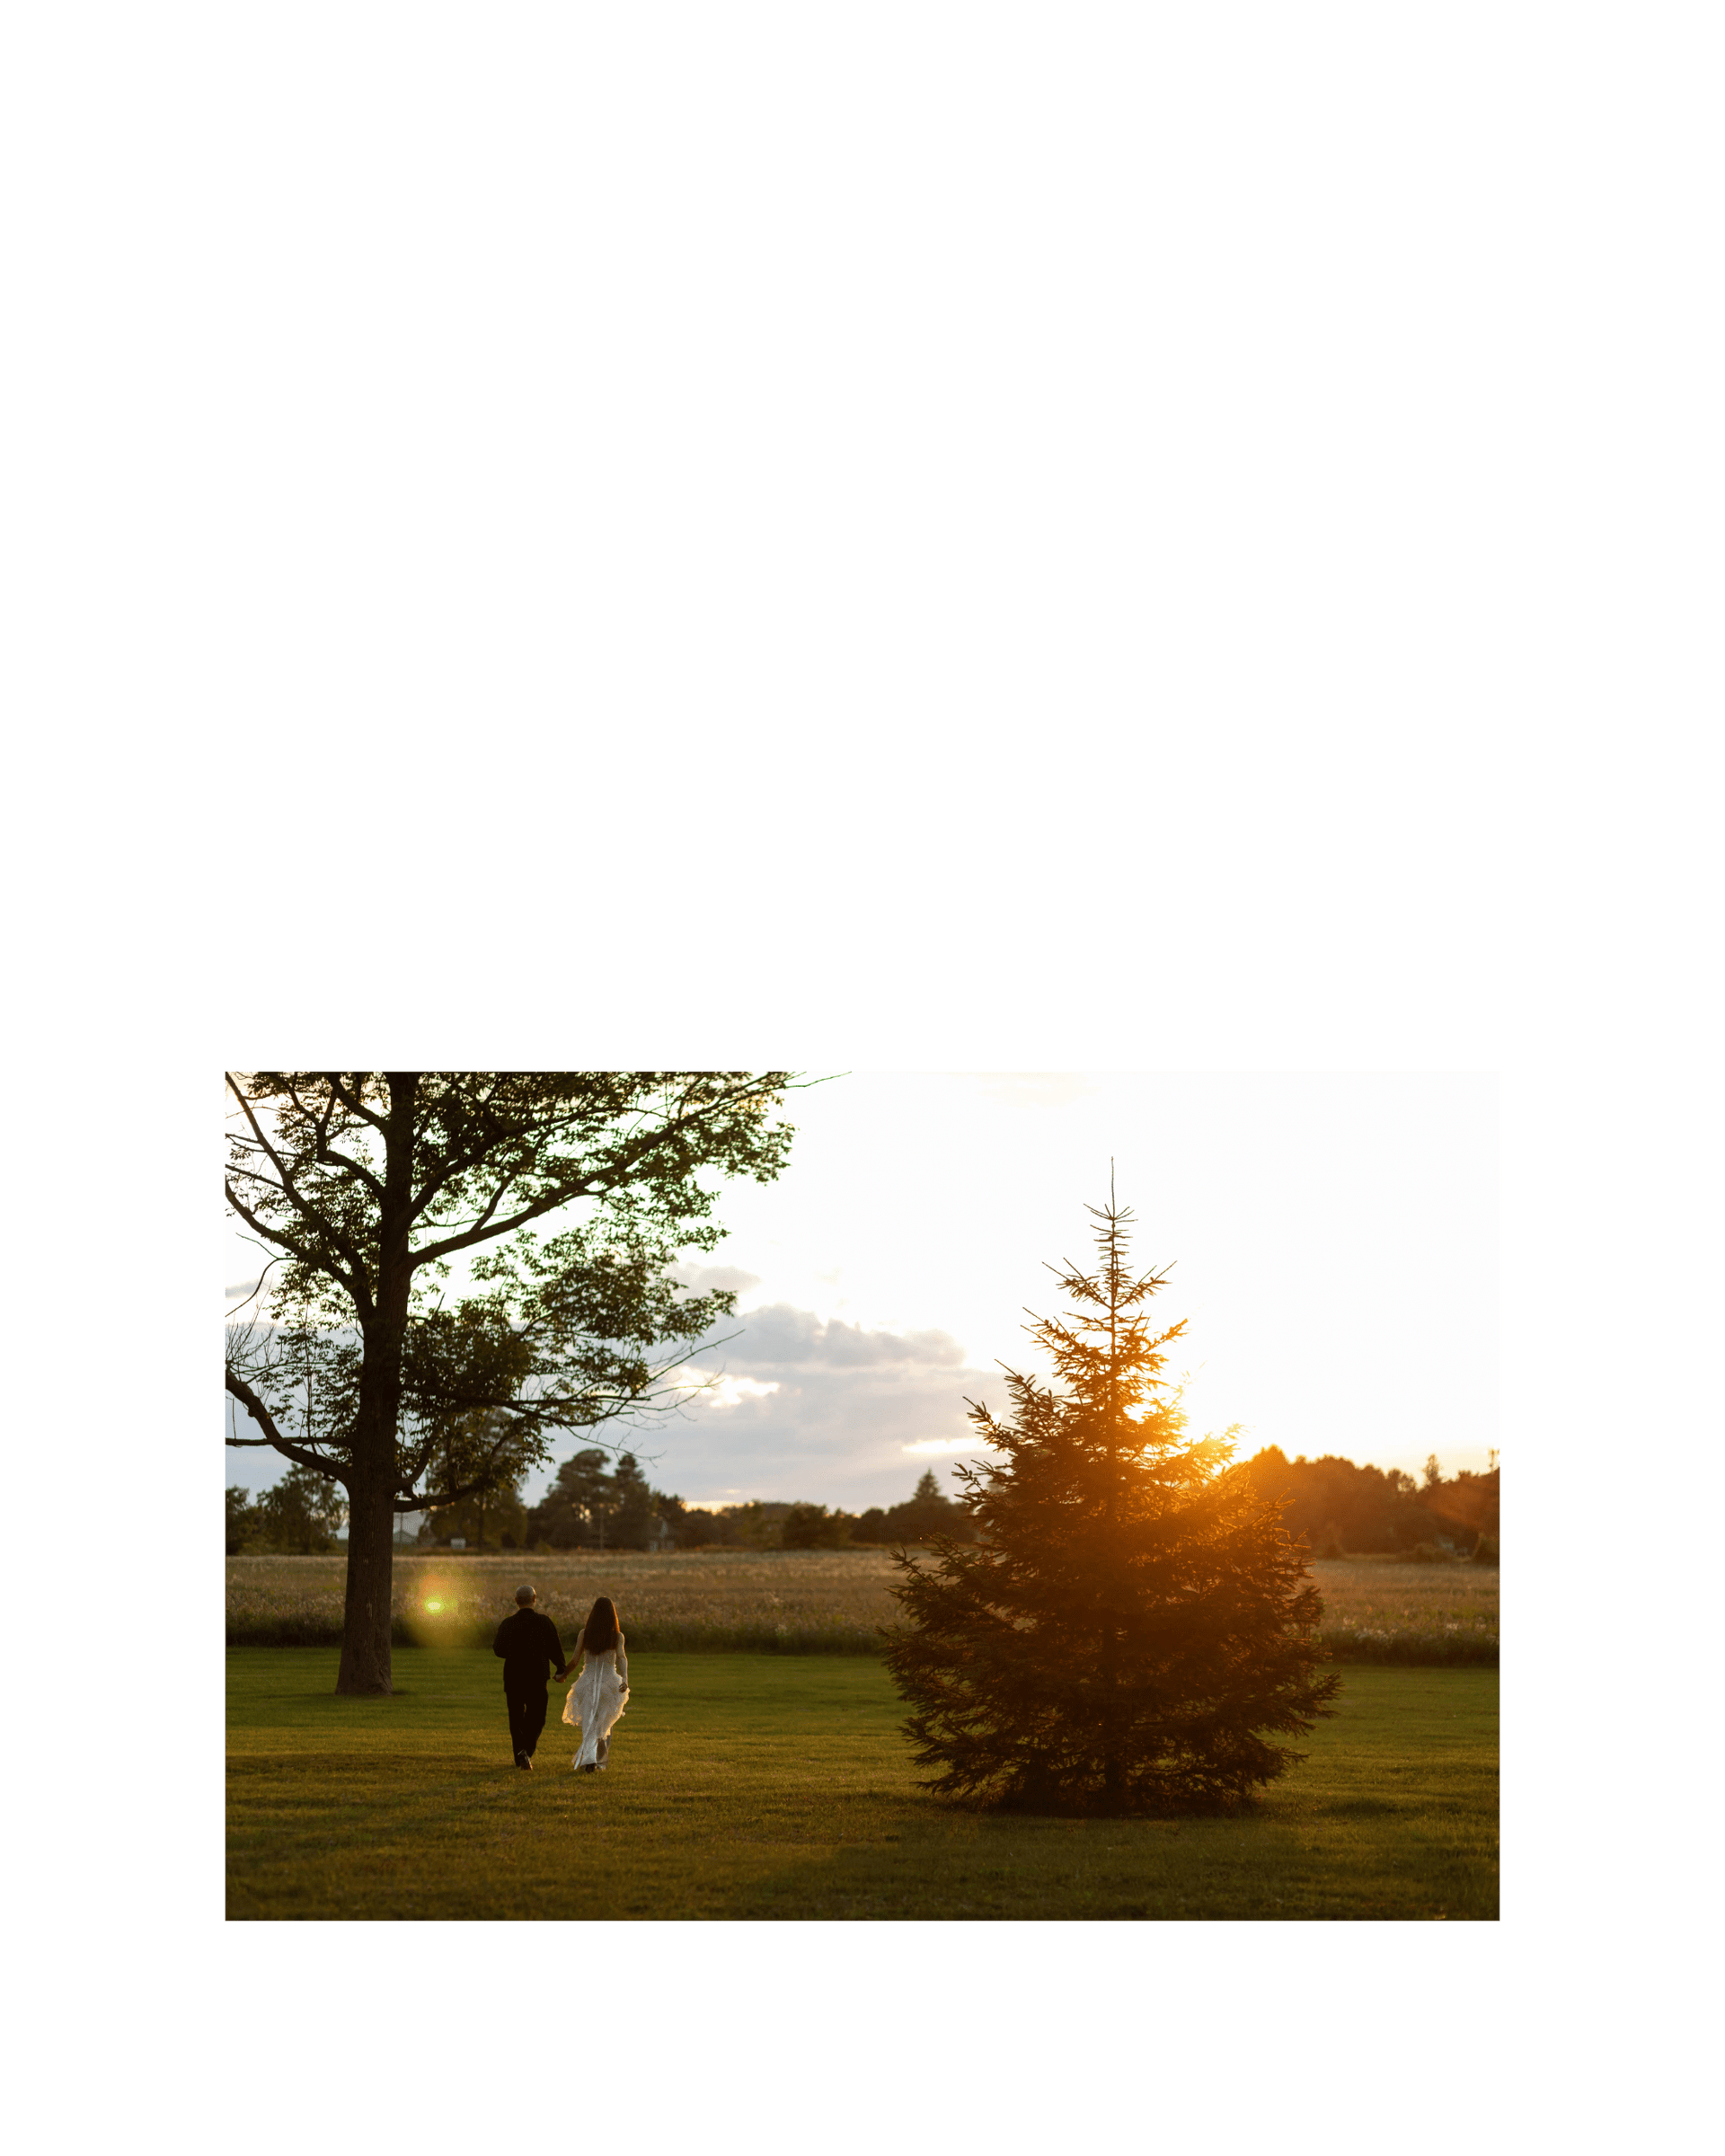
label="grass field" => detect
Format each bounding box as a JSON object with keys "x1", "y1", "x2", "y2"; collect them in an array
[
  {"x1": 226, "y1": 1549, "x2": 1498, "y2": 1662},
  {"x1": 226, "y1": 1648, "x2": 1498, "y2": 1920}
]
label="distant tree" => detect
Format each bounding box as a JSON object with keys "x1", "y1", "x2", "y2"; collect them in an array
[
  {"x1": 226, "y1": 1486, "x2": 261, "y2": 1555},
  {"x1": 426, "y1": 1478, "x2": 529, "y2": 1551},
  {"x1": 655, "y1": 1494, "x2": 710, "y2": 1550},
  {"x1": 677, "y1": 1500, "x2": 758, "y2": 1547},
  {"x1": 708, "y1": 1500, "x2": 789, "y2": 1549},
  {"x1": 223, "y1": 1071, "x2": 797, "y2": 1692},
  {"x1": 662, "y1": 1501, "x2": 723, "y2": 1545},
  {"x1": 884, "y1": 1188, "x2": 1338, "y2": 1815},
  {"x1": 1243, "y1": 1449, "x2": 1442, "y2": 1552},
  {"x1": 420, "y1": 1407, "x2": 538, "y2": 1551},
  {"x1": 610, "y1": 1452, "x2": 659, "y2": 1548},
  {"x1": 1423, "y1": 1454, "x2": 1443, "y2": 1491},
  {"x1": 527, "y1": 1447, "x2": 615, "y2": 1548},
  {"x1": 257, "y1": 1462, "x2": 349, "y2": 1554},
  {"x1": 844, "y1": 1471, "x2": 978, "y2": 1546},
  {"x1": 525, "y1": 1446, "x2": 684, "y2": 1550},
  {"x1": 889, "y1": 1469, "x2": 974, "y2": 1543},
  {"x1": 1424, "y1": 1463, "x2": 1499, "y2": 1547},
  {"x1": 782, "y1": 1502, "x2": 852, "y2": 1549}
]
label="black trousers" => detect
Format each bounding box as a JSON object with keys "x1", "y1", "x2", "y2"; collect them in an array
[{"x1": 505, "y1": 1681, "x2": 550, "y2": 1759}]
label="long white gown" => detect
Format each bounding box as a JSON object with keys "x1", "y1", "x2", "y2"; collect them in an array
[{"x1": 562, "y1": 1635, "x2": 630, "y2": 1770}]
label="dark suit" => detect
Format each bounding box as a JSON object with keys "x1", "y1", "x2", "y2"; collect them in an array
[{"x1": 491, "y1": 1606, "x2": 569, "y2": 1761}]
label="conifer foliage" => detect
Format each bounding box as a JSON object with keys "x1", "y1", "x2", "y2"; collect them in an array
[{"x1": 884, "y1": 1189, "x2": 1339, "y2": 1815}]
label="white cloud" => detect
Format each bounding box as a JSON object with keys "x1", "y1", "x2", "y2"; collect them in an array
[
  {"x1": 672, "y1": 1263, "x2": 763, "y2": 1299},
  {"x1": 902, "y1": 1436, "x2": 998, "y2": 1455},
  {"x1": 583, "y1": 1350, "x2": 1008, "y2": 1511},
  {"x1": 688, "y1": 1374, "x2": 782, "y2": 1412},
  {"x1": 694, "y1": 1302, "x2": 966, "y2": 1368}
]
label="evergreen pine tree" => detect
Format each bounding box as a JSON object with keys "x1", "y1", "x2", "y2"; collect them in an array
[{"x1": 884, "y1": 1185, "x2": 1339, "y2": 1815}]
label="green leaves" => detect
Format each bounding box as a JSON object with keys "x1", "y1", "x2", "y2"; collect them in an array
[{"x1": 225, "y1": 1070, "x2": 799, "y2": 1503}]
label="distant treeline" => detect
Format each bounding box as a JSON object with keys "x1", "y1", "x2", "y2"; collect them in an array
[
  {"x1": 230, "y1": 1445, "x2": 1499, "y2": 1563},
  {"x1": 786, "y1": 1472, "x2": 979, "y2": 1551},
  {"x1": 1242, "y1": 1448, "x2": 1499, "y2": 1560},
  {"x1": 225, "y1": 1450, "x2": 975, "y2": 1559},
  {"x1": 226, "y1": 1467, "x2": 347, "y2": 1556},
  {"x1": 434, "y1": 1460, "x2": 977, "y2": 1554}
]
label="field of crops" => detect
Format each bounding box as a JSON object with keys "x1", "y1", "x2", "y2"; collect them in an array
[
  {"x1": 227, "y1": 1549, "x2": 898, "y2": 1654},
  {"x1": 1303, "y1": 1556, "x2": 1499, "y2": 1665},
  {"x1": 227, "y1": 1548, "x2": 1497, "y2": 1663}
]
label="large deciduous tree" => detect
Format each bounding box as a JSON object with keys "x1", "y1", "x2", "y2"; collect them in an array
[
  {"x1": 884, "y1": 1188, "x2": 1338, "y2": 1815},
  {"x1": 225, "y1": 1071, "x2": 795, "y2": 1692}
]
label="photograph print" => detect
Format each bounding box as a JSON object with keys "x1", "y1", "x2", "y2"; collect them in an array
[{"x1": 226, "y1": 1068, "x2": 1498, "y2": 1921}]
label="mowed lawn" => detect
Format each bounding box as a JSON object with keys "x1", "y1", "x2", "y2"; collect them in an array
[{"x1": 227, "y1": 1649, "x2": 1498, "y2": 1921}]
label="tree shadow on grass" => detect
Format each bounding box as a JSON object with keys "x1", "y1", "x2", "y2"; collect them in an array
[
  {"x1": 727, "y1": 1782, "x2": 1494, "y2": 1922},
  {"x1": 716, "y1": 1799, "x2": 1232, "y2": 1921}
]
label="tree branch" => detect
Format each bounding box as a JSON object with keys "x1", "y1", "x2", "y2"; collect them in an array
[
  {"x1": 225, "y1": 1365, "x2": 350, "y2": 1480},
  {"x1": 411, "y1": 1161, "x2": 525, "y2": 1249},
  {"x1": 224, "y1": 1180, "x2": 373, "y2": 1317},
  {"x1": 282, "y1": 1074, "x2": 385, "y2": 1199},
  {"x1": 407, "y1": 1074, "x2": 784, "y2": 1259},
  {"x1": 402, "y1": 1077, "x2": 523, "y2": 1225},
  {"x1": 405, "y1": 1113, "x2": 697, "y2": 1268},
  {"x1": 226, "y1": 1075, "x2": 375, "y2": 1305},
  {"x1": 322, "y1": 1073, "x2": 391, "y2": 1134},
  {"x1": 396, "y1": 1469, "x2": 518, "y2": 1508}
]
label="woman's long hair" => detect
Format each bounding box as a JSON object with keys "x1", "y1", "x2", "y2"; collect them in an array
[{"x1": 580, "y1": 1595, "x2": 622, "y2": 1654}]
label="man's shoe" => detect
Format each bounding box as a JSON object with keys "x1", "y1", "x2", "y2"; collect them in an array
[{"x1": 515, "y1": 1751, "x2": 531, "y2": 1770}]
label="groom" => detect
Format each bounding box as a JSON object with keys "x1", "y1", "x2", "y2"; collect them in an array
[{"x1": 491, "y1": 1585, "x2": 570, "y2": 1772}]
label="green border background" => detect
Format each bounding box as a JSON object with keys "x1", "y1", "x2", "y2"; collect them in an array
[{"x1": 13, "y1": 4, "x2": 1707, "y2": 2156}]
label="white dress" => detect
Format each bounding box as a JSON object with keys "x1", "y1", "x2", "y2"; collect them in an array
[{"x1": 562, "y1": 1635, "x2": 630, "y2": 1770}]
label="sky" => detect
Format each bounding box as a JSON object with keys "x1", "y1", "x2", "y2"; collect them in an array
[{"x1": 225, "y1": 1070, "x2": 1499, "y2": 1513}]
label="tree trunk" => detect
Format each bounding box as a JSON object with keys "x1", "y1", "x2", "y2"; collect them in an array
[
  {"x1": 334, "y1": 1073, "x2": 419, "y2": 1696},
  {"x1": 336, "y1": 1461, "x2": 397, "y2": 1693},
  {"x1": 1101, "y1": 1367, "x2": 1122, "y2": 1800},
  {"x1": 1101, "y1": 1620, "x2": 1121, "y2": 1800}
]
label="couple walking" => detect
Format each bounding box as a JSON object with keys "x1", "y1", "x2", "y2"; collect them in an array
[{"x1": 491, "y1": 1585, "x2": 629, "y2": 1775}]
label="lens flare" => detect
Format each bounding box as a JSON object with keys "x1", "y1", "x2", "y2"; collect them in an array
[{"x1": 425, "y1": 1597, "x2": 444, "y2": 1613}]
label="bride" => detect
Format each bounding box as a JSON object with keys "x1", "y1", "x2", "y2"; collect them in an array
[{"x1": 562, "y1": 1595, "x2": 630, "y2": 1773}]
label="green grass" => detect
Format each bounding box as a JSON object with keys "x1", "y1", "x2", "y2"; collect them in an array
[{"x1": 227, "y1": 1649, "x2": 1498, "y2": 1921}]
